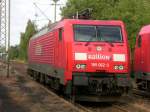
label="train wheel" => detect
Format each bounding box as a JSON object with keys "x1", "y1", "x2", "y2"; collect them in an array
[
  {"x1": 54, "y1": 79, "x2": 60, "y2": 90},
  {"x1": 71, "y1": 86, "x2": 76, "y2": 103},
  {"x1": 37, "y1": 72, "x2": 40, "y2": 82},
  {"x1": 40, "y1": 73, "x2": 46, "y2": 84},
  {"x1": 45, "y1": 75, "x2": 50, "y2": 85},
  {"x1": 33, "y1": 71, "x2": 36, "y2": 80},
  {"x1": 30, "y1": 70, "x2": 34, "y2": 77}
]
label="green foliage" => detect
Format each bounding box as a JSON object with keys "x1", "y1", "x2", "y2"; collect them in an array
[
  {"x1": 19, "y1": 20, "x2": 37, "y2": 61},
  {"x1": 9, "y1": 46, "x2": 19, "y2": 60},
  {"x1": 0, "y1": 47, "x2": 6, "y2": 53},
  {"x1": 61, "y1": 0, "x2": 150, "y2": 50}
]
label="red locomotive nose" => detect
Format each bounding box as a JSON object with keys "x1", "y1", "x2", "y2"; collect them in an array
[
  {"x1": 88, "y1": 47, "x2": 92, "y2": 51},
  {"x1": 108, "y1": 48, "x2": 112, "y2": 52}
]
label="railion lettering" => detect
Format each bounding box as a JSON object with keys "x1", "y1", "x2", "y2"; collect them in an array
[{"x1": 88, "y1": 54, "x2": 110, "y2": 60}]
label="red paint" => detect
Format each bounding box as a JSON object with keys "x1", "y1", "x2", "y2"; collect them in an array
[
  {"x1": 28, "y1": 19, "x2": 130, "y2": 85},
  {"x1": 134, "y1": 25, "x2": 150, "y2": 73}
]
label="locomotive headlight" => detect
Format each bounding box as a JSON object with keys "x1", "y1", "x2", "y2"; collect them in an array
[
  {"x1": 114, "y1": 65, "x2": 119, "y2": 70},
  {"x1": 76, "y1": 64, "x2": 81, "y2": 69},
  {"x1": 76, "y1": 64, "x2": 86, "y2": 69},
  {"x1": 114, "y1": 65, "x2": 124, "y2": 70},
  {"x1": 119, "y1": 65, "x2": 124, "y2": 70}
]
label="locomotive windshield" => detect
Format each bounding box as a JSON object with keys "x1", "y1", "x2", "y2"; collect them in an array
[{"x1": 74, "y1": 25, "x2": 123, "y2": 42}]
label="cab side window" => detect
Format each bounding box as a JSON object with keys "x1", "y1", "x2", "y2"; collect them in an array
[
  {"x1": 138, "y1": 35, "x2": 142, "y2": 47},
  {"x1": 59, "y1": 28, "x2": 63, "y2": 41}
]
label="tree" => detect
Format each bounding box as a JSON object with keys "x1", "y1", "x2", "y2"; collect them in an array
[
  {"x1": 19, "y1": 20, "x2": 37, "y2": 61},
  {"x1": 9, "y1": 46, "x2": 19, "y2": 60}
]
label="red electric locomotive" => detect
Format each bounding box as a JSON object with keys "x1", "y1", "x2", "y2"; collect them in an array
[
  {"x1": 28, "y1": 19, "x2": 131, "y2": 101},
  {"x1": 134, "y1": 25, "x2": 150, "y2": 91}
]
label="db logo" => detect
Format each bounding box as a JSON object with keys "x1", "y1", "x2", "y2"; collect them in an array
[
  {"x1": 35, "y1": 44, "x2": 42, "y2": 55},
  {"x1": 96, "y1": 46, "x2": 102, "y2": 51}
]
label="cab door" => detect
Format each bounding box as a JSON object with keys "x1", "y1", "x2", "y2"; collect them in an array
[
  {"x1": 134, "y1": 35, "x2": 142, "y2": 72},
  {"x1": 58, "y1": 28, "x2": 64, "y2": 68},
  {"x1": 139, "y1": 35, "x2": 145, "y2": 71}
]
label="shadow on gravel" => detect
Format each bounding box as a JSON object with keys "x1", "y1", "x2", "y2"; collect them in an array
[
  {"x1": 16, "y1": 75, "x2": 49, "y2": 101},
  {"x1": 80, "y1": 102, "x2": 113, "y2": 107},
  {"x1": 0, "y1": 84, "x2": 29, "y2": 112},
  {"x1": 78, "y1": 100, "x2": 130, "y2": 108}
]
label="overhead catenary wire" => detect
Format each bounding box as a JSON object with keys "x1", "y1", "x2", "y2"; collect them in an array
[
  {"x1": 35, "y1": 2, "x2": 63, "y2": 6},
  {"x1": 32, "y1": 18, "x2": 50, "y2": 22},
  {"x1": 34, "y1": 0, "x2": 64, "y2": 22},
  {"x1": 33, "y1": 2, "x2": 51, "y2": 22}
]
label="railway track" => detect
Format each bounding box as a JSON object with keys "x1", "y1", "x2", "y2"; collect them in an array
[
  {"x1": 11, "y1": 61, "x2": 91, "y2": 112},
  {"x1": 28, "y1": 78, "x2": 132, "y2": 112},
  {"x1": 23, "y1": 73, "x2": 130, "y2": 112},
  {"x1": 82, "y1": 104, "x2": 131, "y2": 112},
  {"x1": 132, "y1": 88, "x2": 150, "y2": 98},
  {"x1": 113, "y1": 105, "x2": 130, "y2": 112},
  {"x1": 29, "y1": 77, "x2": 90, "y2": 112},
  {"x1": 26, "y1": 78, "x2": 131, "y2": 112},
  {"x1": 7, "y1": 61, "x2": 150, "y2": 112}
]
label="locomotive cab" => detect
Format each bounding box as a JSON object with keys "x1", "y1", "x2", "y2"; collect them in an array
[{"x1": 134, "y1": 25, "x2": 150, "y2": 91}]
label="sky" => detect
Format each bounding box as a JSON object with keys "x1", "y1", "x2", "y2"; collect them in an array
[{"x1": 11, "y1": 0, "x2": 67, "y2": 46}]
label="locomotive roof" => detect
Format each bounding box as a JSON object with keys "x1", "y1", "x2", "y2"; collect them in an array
[
  {"x1": 63, "y1": 19, "x2": 124, "y2": 25},
  {"x1": 31, "y1": 19, "x2": 124, "y2": 40},
  {"x1": 139, "y1": 24, "x2": 150, "y2": 35},
  {"x1": 31, "y1": 22, "x2": 58, "y2": 40}
]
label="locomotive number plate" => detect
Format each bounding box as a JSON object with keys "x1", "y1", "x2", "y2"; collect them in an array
[{"x1": 91, "y1": 63, "x2": 109, "y2": 68}]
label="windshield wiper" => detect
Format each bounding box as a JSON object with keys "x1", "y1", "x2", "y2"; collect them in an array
[{"x1": 85, "y1": 37, "x2": 94, "y2": 46}]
